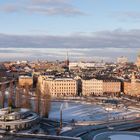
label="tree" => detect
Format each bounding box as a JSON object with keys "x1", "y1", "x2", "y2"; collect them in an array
[
  {"x1": 8, "y1": 81, "x2": 14, "y2": 107},
  {"x1": 21, "y1": 84, "x2": 31, "y2": 109},
  {"x1": 0, "y1": 84, "x2": 6, "y2": 108},
  {"x1": 15, "y1": 85, "x2": 21, "y2": 108},
  {"x1": 41, "y1": 84, "x2": 51, "y2": 118},
  {"x1": 35, "y1": 82, "x2": 41, "y2": 114}
]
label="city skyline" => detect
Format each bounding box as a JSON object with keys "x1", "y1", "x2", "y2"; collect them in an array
[{"x1": 0, "y1": 0, "x2": 140, "y2": 61}]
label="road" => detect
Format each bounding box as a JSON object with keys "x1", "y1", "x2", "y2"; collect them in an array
[{"x1": 61, "y1": 118, "x2": 140, "y2": 140}]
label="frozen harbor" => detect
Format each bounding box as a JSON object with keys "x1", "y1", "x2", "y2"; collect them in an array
[
  {"x1": 49, "y1": 101, "x2": 140, "y2": 122},
  {"x1": 93, "y1": 132, "x2": 140, "y2": 140},
  {"x1": 109, "y1": 134, "x2": 139, "y2": 140}
]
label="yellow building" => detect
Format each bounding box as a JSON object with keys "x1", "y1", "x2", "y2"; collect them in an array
[
  {"x1": 38, "y1": 76, "x2": 78, "y2": 97},
  {"x1": 103, "y1": 79, "x2": 121, "y2": 96},
  {"x1": 124, "y1": 73, "x2": 140, "y2": 97},
  {"x1": 82, "y1": 78, "x2": 121, "y2": 96},
  {"x1": 19, "y1": 76, "x2": 33, "y2": 87},
  {"x1": 82, "y1": 79, "x2": 103, "y2": 96}
]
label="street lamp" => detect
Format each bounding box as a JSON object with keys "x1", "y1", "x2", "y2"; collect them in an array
[
  {"x1": 59, "y1": 102, "x2": 68, "y2": 129},
  {"x1": 60, "y1": 103, "x2": 63, "y2": 129}
]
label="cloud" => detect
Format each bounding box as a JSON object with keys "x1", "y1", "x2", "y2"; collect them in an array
[
  {"x1": 0, "y1": 4, "x2": 19, "y2": 13},
  {"x1": 0, "y1": 29, "x2": 140, "y2": 49},
  {"x1": 30, "y1": 0, "x2": 69, "y2": 5},
  {"x1": 113, "y1": 11, "x2": 140, "y2": 21},
  {"x1": 0, "y1": 0, "x2": 85, "y2": 16},
  {"x1": 25, "y1": 6, "x2": 84, "y2": 16},
  {"x1": 0, "y1": 29, "x2": 139, "y2": 61}
]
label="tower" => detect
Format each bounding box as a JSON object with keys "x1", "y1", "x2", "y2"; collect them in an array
[{"x1": 65, "y1": 51, "x2": 69, "y2": 67}]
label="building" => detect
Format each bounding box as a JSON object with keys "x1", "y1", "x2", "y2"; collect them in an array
[
  {"x1": 0, "y1": 108, "x2": 39, "y2": 131},
  {"x1": 124, "y1": 73, "x2": 140, "y2": 97},
  {"x1": 117, "y1": 56, "x2": 128, "y2": 64},
  {"x1": 103, "y1": 79, "x2": 121, "y2": 96},
  {"x1": 82, "y1": 78, "x2": 121, "y2": 96},
  {"x1": 38, "y1": 76, "x2": 78, "y2": 97},
  {"x1": 19, "y1": 76, "x2": 33, "y2": 87},
  {"x1": 69, "y1": 62, "x2": 95, "y2": 69},
  {"x1": 82, "y1": 78, "x2": 103, "y2": 96}
]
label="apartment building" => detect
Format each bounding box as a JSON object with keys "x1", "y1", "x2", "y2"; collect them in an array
[
  {"x1": 38, "y1": 76, "x2": 78, "y2": 97},
  {"x1": 82, "y1": 78, "x2": 103, "y2": 96},
  {"x1": 103, "y1": 79, "x2": 121, "y2": 96}
]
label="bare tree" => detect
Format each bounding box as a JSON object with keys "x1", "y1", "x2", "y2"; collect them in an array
[
  {"x1": 35, "y1": 82, "x2": 41, "y2": 114},
  {"x1": 41, "y1": 84, "x2": 51, "y2": 118},
  {"x1": 15, "y1": 85, "x2": 21, "y2": 108},
  {"x1": 21, "y1": 84, "x2": 31, "y2": 109},
  {"x1": 8, "y1": 81, "x2": 14, "y2": 107},
  {"x1": 0, "y1": 84, "x2": 6, "y2": 108}
]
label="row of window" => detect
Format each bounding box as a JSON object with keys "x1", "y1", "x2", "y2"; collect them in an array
[{"x1": 51, "y1": 93, "x2": 76, "y2": 96}]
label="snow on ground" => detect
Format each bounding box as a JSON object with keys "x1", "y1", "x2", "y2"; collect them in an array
[
  {"x1": 49, "y1": 101, "x2": 140, "y2": 122},
  {"x1": 109, "y1": 134, "x2": 139, "y2": 140},
  {"x1": 60, "y1": 127, "x2": 72, "y2": 133}
]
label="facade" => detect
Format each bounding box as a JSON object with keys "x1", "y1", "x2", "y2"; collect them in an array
[
  {"x1": 103, "y1": 80, "x2": 121, "y2": 96},
  {"x1": 19, "y1": 76, "x2": 33, "y2": 87},
  {"x1": 38, "y1": 76, "x2": 78, "y2": 97},
  {"x1": 82, "y1": 78, "x2": 121, "y2": 96},
  {"x1": 82, "y1": 79, "x2": 103, "y2": 96},
  {"x1": 124, "y1": 73, "x2": 140, "y2": 96}
]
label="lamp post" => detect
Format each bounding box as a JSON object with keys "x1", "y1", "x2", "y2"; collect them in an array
[
  {"x1": 60, "y1": 104, "x2": 63, "y2": 129},
  {"x1": 59, "y1": 102, "x2": 68, "y2": 129}
]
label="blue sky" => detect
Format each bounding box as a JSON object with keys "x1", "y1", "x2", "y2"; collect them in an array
[{"x1": 0, "y1": 0, "x2": 140, "y2": 61}]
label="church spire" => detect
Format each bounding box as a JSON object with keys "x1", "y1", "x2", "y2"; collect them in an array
[{"x1": 65, "y1": 51, "x2": 69, "y2": 66}]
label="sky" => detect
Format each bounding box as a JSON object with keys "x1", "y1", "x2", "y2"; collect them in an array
[{"x1": 0, "y1": 0, "x2": 140, "y2": 62}]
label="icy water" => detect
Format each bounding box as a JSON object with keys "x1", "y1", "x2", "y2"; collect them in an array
[
  {"x1": 49, "y1": 101, "x2": 140, "y2": 122},
  {"x1": 3, "y1": 93, "x2": 140, "y2": 122}
]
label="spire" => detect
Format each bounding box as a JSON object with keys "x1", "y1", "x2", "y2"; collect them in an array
[{"x1": 65, "y1": 51, "x2": 69, "y2": 66}]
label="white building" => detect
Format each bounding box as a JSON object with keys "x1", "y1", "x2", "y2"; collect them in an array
[
  {"x1": 38, "y1": 76, "x2": 78, "y2": 97},
  {"x1": 82, "y1": 78, "x2": 103, "y2": 96},
  {"x1": 0, "y1": 108, "x2": 39, "y2": 131},
  {"x1": 69, "y1": 61, "x2": 105, "y2": 70}
]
